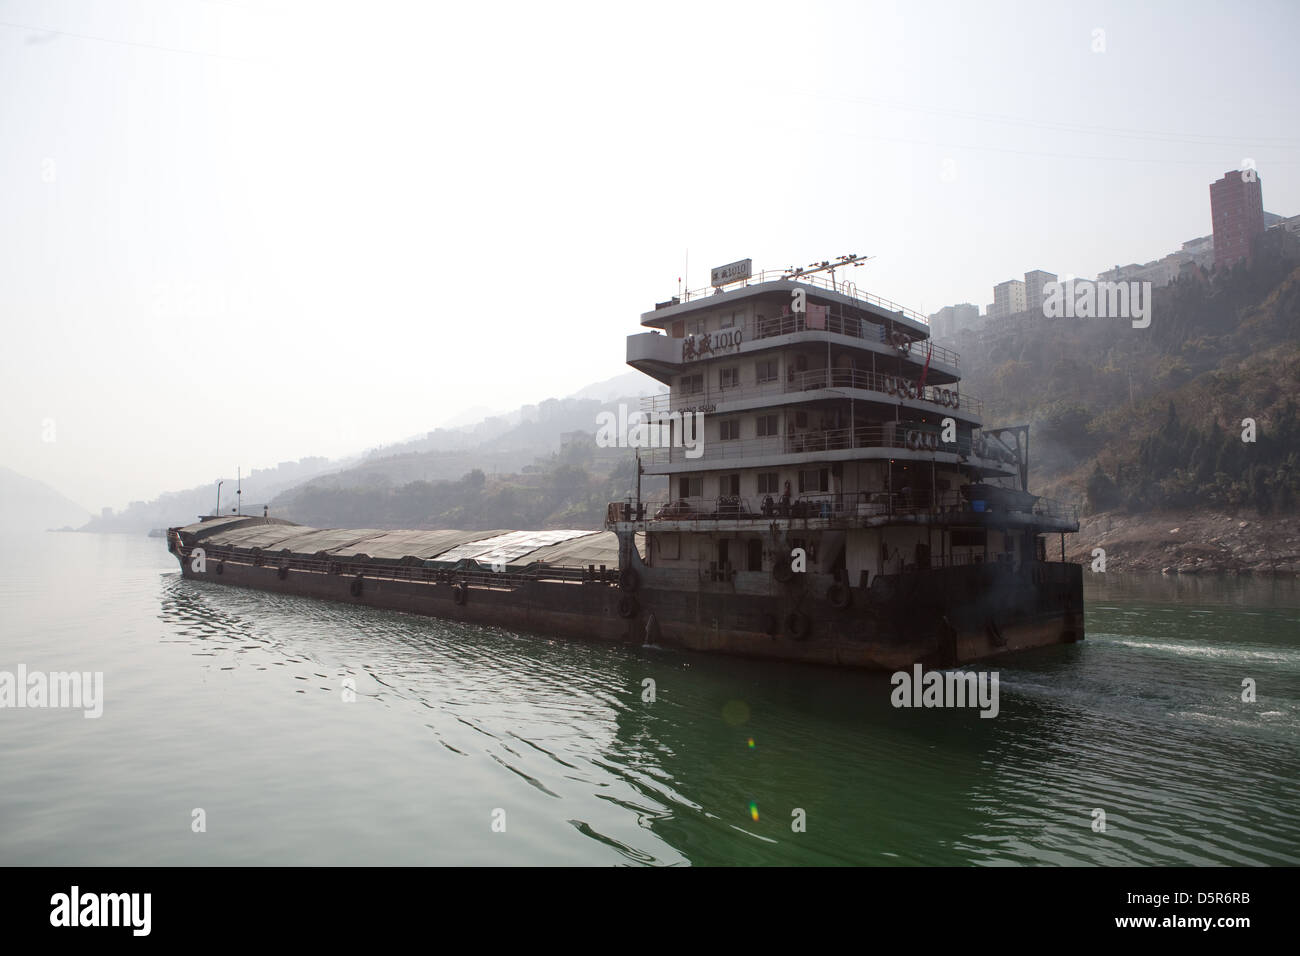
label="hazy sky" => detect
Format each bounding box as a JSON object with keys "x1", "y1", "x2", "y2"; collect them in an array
[{"x1": 2, "y1": 0, "x2": 1297, "y2": 511}]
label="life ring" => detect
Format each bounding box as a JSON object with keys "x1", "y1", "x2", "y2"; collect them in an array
[
  {"x1": 951, "y1": 393, "x2": 960, "y2": 409},
  {"x1": 453, "y1": 582, "x2": 468, "y2": 605},
  {"x1": 773, "y1": 555, "x2": 795, "y2": 583},
  {"x1": 619, "y1": 566, "x2": 640, "y2": 592},
  {"x1": 906, "y1": 430, "x2": 920, "y2": 450},
  {"x1": 215, "y1": 561, "x2": 224, "y2": 575},
  {"x1": 940, "y1": 389, "x2": 952, "y2": 407},
  {"x1": 617, "y1": 594, "x2": 639, "y2": 619},
  {"x1": 885, "y1": 376, "x2": 898, "y2": 396},
  {"x1": 350, "y1": 576, "x2": 364, "y2": 598},
  {"x1": 785, "y1": 611, "x2": 811, "y2": 640},
  {"x1": 277, "y1": 565, "x2": 289, "y2": 580},
  {"x1": 828, "y1": 582, "x2": 852, "y2": 610}
]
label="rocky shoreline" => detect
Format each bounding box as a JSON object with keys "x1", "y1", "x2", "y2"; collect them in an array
[{"x1": 1063, "y1": 510, "x2": 1300, "y2": 576}]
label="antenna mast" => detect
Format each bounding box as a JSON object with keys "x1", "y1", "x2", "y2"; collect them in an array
[{"x1": 784, "y1": 253, "x2": 873, "y2": 291}]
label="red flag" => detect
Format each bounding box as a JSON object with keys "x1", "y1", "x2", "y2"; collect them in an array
[{"x1": 917, "y1": 342, "x2": 933, "y2": 391}]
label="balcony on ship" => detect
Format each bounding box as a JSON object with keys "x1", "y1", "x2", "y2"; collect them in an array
[
  {"x1": 641, "y1": 367, "x2": 984, "y2": 420},
  {"x1": 637, "y1": 422, "x2": 1020, "y2": 473},
  {"x1": 627, "y1": 291, "x2": 962, "y2": 383},
  {"x1": 616, "y1": 488, "x2": 1079, "y2": 534}
]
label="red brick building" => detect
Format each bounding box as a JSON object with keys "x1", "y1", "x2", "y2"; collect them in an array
[{"x1": 1210, "y1": 169, "x2": 1264, "y2": 270}]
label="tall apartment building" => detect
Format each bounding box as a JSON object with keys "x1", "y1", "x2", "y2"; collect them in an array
[
  {"x1": 1023, "y1": 270, "x2": 1057, "y2": 313},
  {"x1": 1210, "y1": 169, "x2": 1264, "y2": 270},
  {"x1": 990, "y1": 279, "x2": 1027, "y2": 318},
  {"x1": 927, "y1": 302, "x2": 980, "y2": 339}
]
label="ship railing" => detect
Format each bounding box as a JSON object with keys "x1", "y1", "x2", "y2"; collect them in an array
[
  {"x1": 641, "y1": 424, "x2": 1014, "y2": 466},
  {"x1": 640, "y1": 369, "x2": 981, "y2": 417},
  {"x1": 681, "y1": 269, "x2": 931, "y2": 326},
  {"x1": 646, "y1": 488, "x2": 1074, "y2": 524},
  {"x1": 747, "y1": 311, "x2": 961, "y2": 369},
  {"x1": 1031, "y1": 497, "x2": 1080, "y2": 522}
]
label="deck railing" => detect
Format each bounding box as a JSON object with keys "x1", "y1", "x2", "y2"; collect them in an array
[
  {"x1": 744, "y1": 311, "x2": 960, "y2": 369},
  {"x1": 645, "y1": 490, "x2": 1078, "y2": 524},
  {"x1": 639, "y1": 422, "x2": 1014, "y2": 466},
  {"x1": 643, "y1": 367, "x2": 981, "y2": 417},
  {"x1": 681, "y1": 270, "x2": 930, "y2": 326}
]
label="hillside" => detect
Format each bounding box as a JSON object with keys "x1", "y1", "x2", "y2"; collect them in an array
[
  {"x1": 270, "y1": 393, "x2": 665, "y2": 530},
  {"x1": 958, "y1": 233, "x2": 1300, "y2": 517},
  {"x1": 0, "y1": 466, "x2": 91, "y2": 534}
]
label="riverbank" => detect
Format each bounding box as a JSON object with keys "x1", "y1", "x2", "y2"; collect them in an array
[{"x1": 1065, "y1": 510, "x2": 1300, "y2": 575}]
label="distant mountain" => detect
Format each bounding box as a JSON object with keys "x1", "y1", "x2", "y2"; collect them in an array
[
  {"x1": 567, "y1": 370, "x2": 665, "y2": 402},
  {"x1": 72, "y1": 371, "x2": 668, "y2": 534},
  {"x1": 437, "y1": 404, "x2": 506, "y2": 429},
  {"x1": 0, "y1": 466, "x2": 92, "y2": 533},
  {"x1": 271, "y1": 390, "x2": 649, "y2": 516},
  {"x1": 77, "y1": 456, "x2": 345, "y2": 534}
]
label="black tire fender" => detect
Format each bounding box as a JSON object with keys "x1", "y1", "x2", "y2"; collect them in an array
[{"x1": 785, "y1": 611, "x2": 811, "y2": 640}]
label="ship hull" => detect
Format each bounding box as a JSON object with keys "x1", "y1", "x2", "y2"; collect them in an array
[{"x1": 172, "y1": 548, "x2": 1082, "y2": 671}]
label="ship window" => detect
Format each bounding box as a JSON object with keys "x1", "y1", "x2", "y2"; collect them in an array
[
  {"x1": 795, "y1": 411, "x2": 808, "y2": 428},
  {"x1": 721, "y1": 474, "x2": 740, "y2": 496},
  {"x1": 720, "y1": 420, "x2": 740, "y2": 441},
  {"x1": 756, "y1": 359, "x2": 778, "y2": 383},
  {"x1": 679, "y1": 476, "x2": 703, "y2": 499},
  {"x1": 718, "y1": 539, "x2": 730, "y2": 568},
  {"x1": 671, "y1": 320, "x2": 685, "y2": 338},
  {"x1": 680, "y1": 373, "x2": 704, "y2": 395},
  {"x1": 720, "y1": 367, "x2": 740, "y2": 390},
  {"x1": 799, "y1": 469, "x2": 829, "y2": 493},
  {"x1": 952, "y1": 530, "x2": 986, "y2": 548},
  {"x1": 756, "y1": 415, "x2": 779, "y2": 437},
  {"x1": 747, "y1": 539, "x2": 763, "y2": 571},
  {"x1": 757, "y1": 473, "x2": 779, "y2": 494},
  {"x1": 659, "y1": 533, "x2": 680, "y2": 559}
]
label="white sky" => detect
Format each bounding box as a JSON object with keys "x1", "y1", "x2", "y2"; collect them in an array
[{"x1": 2, "y1": 0, "x2": 1298, "y2": 511}]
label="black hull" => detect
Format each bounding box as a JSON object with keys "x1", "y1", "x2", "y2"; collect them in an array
[{"x1": 171, "y1": 540, "x2": 1083, "y2": 670}]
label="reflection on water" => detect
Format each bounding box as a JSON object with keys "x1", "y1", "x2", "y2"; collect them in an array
[{"x1": 2, "y1": 532, "x2": 1297, "y2": 865}]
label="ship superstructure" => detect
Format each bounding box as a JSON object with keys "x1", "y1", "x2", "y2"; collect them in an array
[{"x1": 607, "y1": 258, "x2": 1082, "y2": 665}]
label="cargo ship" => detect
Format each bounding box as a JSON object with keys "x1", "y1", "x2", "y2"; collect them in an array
[{"x1": 168, "y1": 256, "x2": 1083, "y2": 669}]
